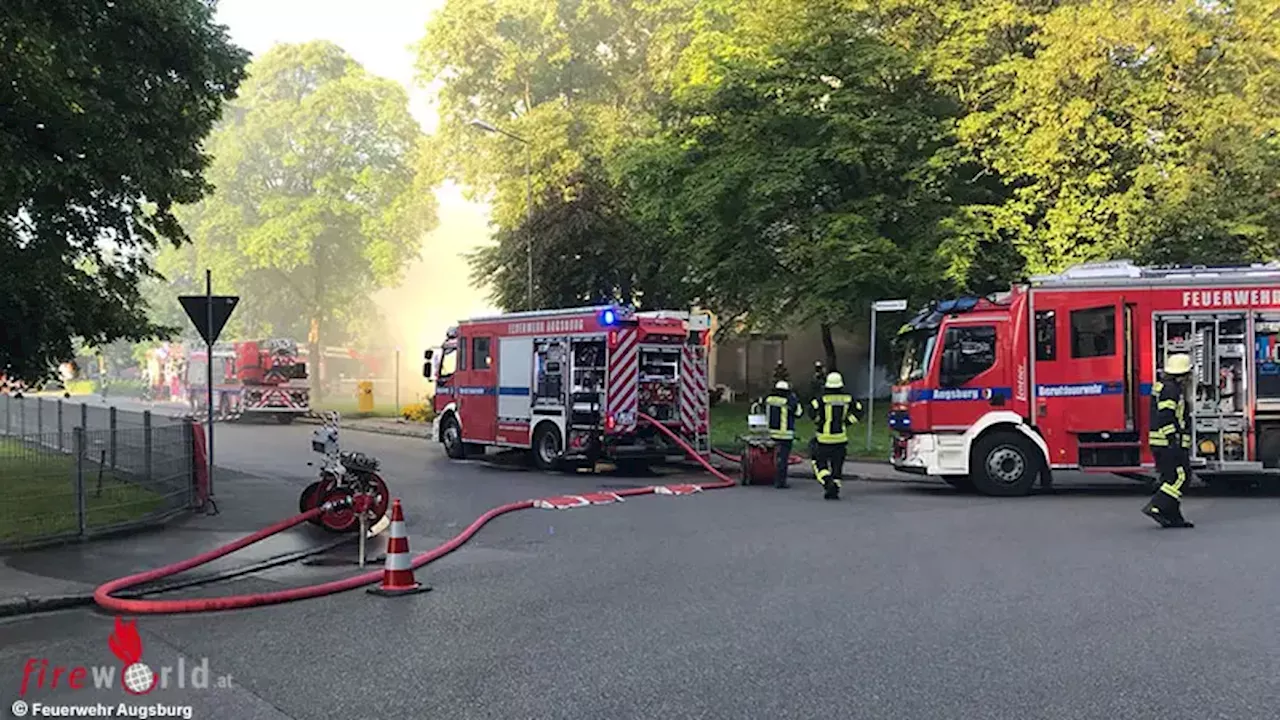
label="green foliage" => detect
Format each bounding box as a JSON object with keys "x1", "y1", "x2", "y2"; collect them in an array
[
  {"x1": 160, "y1": 41, "x2": 437, "y2": 353},
  {"x1": 421, "y1": 0, "x2": 1280, "y2": 327},
  {"x1": 0, "y1": 0, "x2": 248, "y2": 383},
  {"x1": 623, "y1": 1, "x2": 989, "y2": 329}
]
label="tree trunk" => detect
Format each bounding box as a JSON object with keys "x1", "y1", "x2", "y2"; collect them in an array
[
  {"x1": 820, "y1": 323, "x2": 838, "y2": 373},
  {"x1": 309, "y1": 316, "x2": 324, "y2": 402}
]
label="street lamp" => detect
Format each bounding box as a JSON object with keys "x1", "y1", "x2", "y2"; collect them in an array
[{"x1": 469, "y1": 118, "x2": 534, "y2": 310}]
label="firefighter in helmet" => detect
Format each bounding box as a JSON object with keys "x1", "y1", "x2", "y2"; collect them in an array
[
  {"x1": 765, "y1": 380, "x2": 801, "y2": 488},
  {"x1": 1142, "y1": 353, "x2": 1196, "y2": 528},
  {"x1": 809, "y1": 372, "x2": 861, "y2": 500}
]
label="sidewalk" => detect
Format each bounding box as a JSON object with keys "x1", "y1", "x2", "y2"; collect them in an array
[
  {"x1": 0, "y1": 466, "x2": 343, "y2": 618},
  {"x1": 299, "y1": 413, "x2": 430, "y2": 439}
]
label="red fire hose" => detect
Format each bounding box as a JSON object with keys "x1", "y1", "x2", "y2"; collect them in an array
[{"x1": 94, "y1": 412, "x2": 736, "y2": 615}]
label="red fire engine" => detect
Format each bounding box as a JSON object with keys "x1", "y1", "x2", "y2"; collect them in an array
[
  {"x1": 186, "y1": 339, "x2": 310, "y2": 423},
  {"x1": 424, "y1": 305, "x2": 712, "y2": 470},
  {"x1": 890, "y1": 260, "x2": 1280, "y2": 496}
]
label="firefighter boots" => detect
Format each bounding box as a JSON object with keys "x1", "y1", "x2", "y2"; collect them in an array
[{"x1": 1141, "y1": 492, "x2": 1194, "y2": 529}]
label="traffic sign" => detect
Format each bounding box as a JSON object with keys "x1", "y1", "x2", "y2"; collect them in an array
[
  {"x1": 873, "y1": 299, "x2": 908, "y2": 312},
  {"x1": 179, "y1": 295, "x2": 239, "y2": 345}
]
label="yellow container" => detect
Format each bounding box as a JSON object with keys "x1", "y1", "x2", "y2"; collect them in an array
[{"x1": 357, "y1": 380, "x2": 374, "y2": 413}]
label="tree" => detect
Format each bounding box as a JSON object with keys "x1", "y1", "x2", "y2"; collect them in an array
[
  {"x1": 469, "y1": 159, "x2": 697, "y2": 310},
  {"x1": 860, "y1": 0, "x2": 1280, "y2": 273},
  {"x1": 417, "y1": 0, "x2": 714, "y2": 309},
  {"x1": 0, "y1": 0, "x2": 248, "y2": 383},
  {"x1": 622, "y1": 1, "x2": 991, "y2": 363},
  {"x1": 169, "y1": 42, "x2": 437, "y2": 391}
]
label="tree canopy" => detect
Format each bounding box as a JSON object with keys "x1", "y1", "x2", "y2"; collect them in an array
[
  {"x1": 419, "y1": 0, "x2": 1280, "y2": 339},
  {"x1": 157, "y1": 41, "x2": 438, "y2": 358},
  {"x1": 0, "y1": 0, "x2": 248, "y2": 383}
]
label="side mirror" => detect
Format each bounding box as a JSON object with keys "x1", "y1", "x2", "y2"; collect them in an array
[{"x1": 423, "y1": 362, "x2": 433, "y2": 380}]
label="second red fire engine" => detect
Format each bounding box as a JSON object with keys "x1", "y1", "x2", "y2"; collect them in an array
[{"x1": 891, "y1": 260, "x2": 1280, "y2": 495}]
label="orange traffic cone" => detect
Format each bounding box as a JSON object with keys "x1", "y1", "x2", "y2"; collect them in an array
[{"x1": 367, "y1": 499, "x2": 431, "y2": 597}]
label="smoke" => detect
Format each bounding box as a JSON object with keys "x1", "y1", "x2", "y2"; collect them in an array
[{"x1": 371, "y1": 182, "x2": 500, "y2": 403}]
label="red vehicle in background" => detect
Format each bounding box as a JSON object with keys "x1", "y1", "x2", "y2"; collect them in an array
[
  {"x1": 891, "y1": 260, "x2": 1280, "y2": 495},
  {"x1": 424, "y1": 305, "x2": 712, "y2": 471},
  {"x1": 186, "y1": 339, "x2": 310, "y2": 423}
]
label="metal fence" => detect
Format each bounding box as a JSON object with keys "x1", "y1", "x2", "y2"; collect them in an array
[{"x1": 0, "y1": 395, "x2": 198, "y2": 550}]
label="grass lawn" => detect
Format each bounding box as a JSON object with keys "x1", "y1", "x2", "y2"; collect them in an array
[
  {"x1": 0, "y1": 438, "x2": 165, "y2": 544},
  {"x1": 311, "y1": 398, "x2": 404, "y2": 419},
  {"x1": 709, "y1": 401, "x2": 895, "y2": 461}
]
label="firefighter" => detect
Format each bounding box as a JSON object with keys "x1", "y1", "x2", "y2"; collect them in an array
[
  {"x1": 772, "y1": 360, "x2": 790, "y2": 384},
  {"x1": 765, "y1": 380, "x2": 801, "y2": 488},
  {"x1": 1142, "y1": 353, "x2": 1196, "y2": 528},
  {"x1": 809, "y1": 372, "x2": 861, "y2": 500},
  {"x1": 808, "y1": 361, "x2": 826, "y2": 405}
]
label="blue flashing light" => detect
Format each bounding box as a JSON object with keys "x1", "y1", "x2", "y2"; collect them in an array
[{"x1": 602, "y1": 308, "x2": 617, "y2": 326}]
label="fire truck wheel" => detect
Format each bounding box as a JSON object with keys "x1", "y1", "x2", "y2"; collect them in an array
[
  {"x1": 532, "y1": 423, "x2": 563, "y2": 472},
  {"x1": 441, "y1": 416, "x2": 466, "y2": 459},
  {"x1": 970, "y1": 432, "x2": 1039, "y2": 496}
]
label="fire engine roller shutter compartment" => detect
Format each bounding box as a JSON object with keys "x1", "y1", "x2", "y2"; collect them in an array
[{"x1": 497, "y1": 336, "x2": 535, "y2": 447}]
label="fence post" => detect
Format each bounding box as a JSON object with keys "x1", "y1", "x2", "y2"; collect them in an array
[
  {"x1": 144, "y1": 411, "x2": 153, "y2": 484},
  {"x1": 74, "y1": 426, "x2": 87, "y2": 539},
  {"x1": 19, "y1": 398, "x2": 26, "y2": 441},
  {"x1": 57, "y1": 400, "x2": 64, "y2": 451},
  {"x1": 108, "y1": 406, "x2": 117, "y2": 469},
  {"x1": 3, "y1": 395, "x2": 8, "y2": 435},
  {"x1": 37, "y1": 398, "x2": 43, "y2": 446},
  {"x1": 80, "y1": 402, "x2": 87, "y2": 432}
]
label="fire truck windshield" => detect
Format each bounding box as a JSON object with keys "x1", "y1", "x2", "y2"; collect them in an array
[{"x1": 897, "y1": 330, "x2": 938, "y2": 384}]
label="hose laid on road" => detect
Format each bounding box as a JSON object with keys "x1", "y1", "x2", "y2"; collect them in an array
[{"x1": 94, "y1": 412, "x2": 736, "y2": 615}]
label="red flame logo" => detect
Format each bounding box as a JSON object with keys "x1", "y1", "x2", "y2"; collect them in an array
[
  {"x1": 109, "y1": 616, "x2": 155, "y2": 695},
  {"x1": 108, "y1": 617, "x2": 143, "y2": 666}
]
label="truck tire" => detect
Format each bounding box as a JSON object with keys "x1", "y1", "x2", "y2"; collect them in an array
[
  {"x1": 441, "y1": 416, "x2": 466, "y2": 460},
  {"x1": 970, "y1": 431, "x2": 1040, "y2": 496},
  {"x1": 532, "y1": 423, "x2": 563, "y2": 472}
]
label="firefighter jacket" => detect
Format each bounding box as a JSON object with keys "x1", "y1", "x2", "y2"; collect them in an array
[
  {"x1": 765, "y1": 389, "x2": 801, "y2": 441},
  {"x1": 811, "y1": 391, "x2": 859, "y2": 445},
  {"x1": 1148, "y1": 377, "x2": 1191, "y2": 450}
]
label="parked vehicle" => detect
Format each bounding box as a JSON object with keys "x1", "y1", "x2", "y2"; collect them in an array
[
  {"x1": 891, "y1": 260, "x2": 1280, "y2": 495},
  {"x1": 424, "y1": 305, "x2": 712, "y2": 470}
]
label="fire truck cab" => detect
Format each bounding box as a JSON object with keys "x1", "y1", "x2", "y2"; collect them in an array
[
  {"x1": 891, "y1": 260, "x2": 1280, "y2": 495},
  {"x1": 425, "y1": 305, "x2": 712, "y2": 470}
]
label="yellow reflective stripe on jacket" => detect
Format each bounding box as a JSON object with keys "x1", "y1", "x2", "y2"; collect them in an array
[
  {"x1": 814, "y1": 393, "x2": 853, "y2": 444},
  {"x1": 765, "y1": 395, "x2": 795, "y2": 439},
  {"x1": 1157, "y1": 399, "x2": 1178, "y2": 410}
]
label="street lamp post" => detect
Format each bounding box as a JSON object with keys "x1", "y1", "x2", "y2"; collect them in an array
[
  {"x1": 469, "y1": 119, "x2": 534, "y2": 310},
  {"x1": 868, "y1": 298, "x2": 909, "y2": 450}
]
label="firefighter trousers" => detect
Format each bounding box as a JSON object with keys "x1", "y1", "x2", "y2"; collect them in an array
[
  {"x1": 774, "y1": 439, "x2": 792, "y2": 488},
  {"x1": 810, "y1": 440, "x2": 846, "y2": 499},
  {"x1": 1144, "y1": 446, "x2": 1193, "y2": 527}
]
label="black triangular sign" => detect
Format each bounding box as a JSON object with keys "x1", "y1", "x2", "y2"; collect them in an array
[{"x1": 179, "y1": 296, "x2": 240, "y2": 345}]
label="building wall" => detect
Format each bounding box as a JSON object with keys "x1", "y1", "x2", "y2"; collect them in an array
[{"x1": 711, "y1": 321, "x2": 896, "y2": 400}]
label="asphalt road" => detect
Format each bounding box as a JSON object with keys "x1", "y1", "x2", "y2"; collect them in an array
[{"x1": 4, "y1": 403, "x2": 1280, "y2": 719}]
